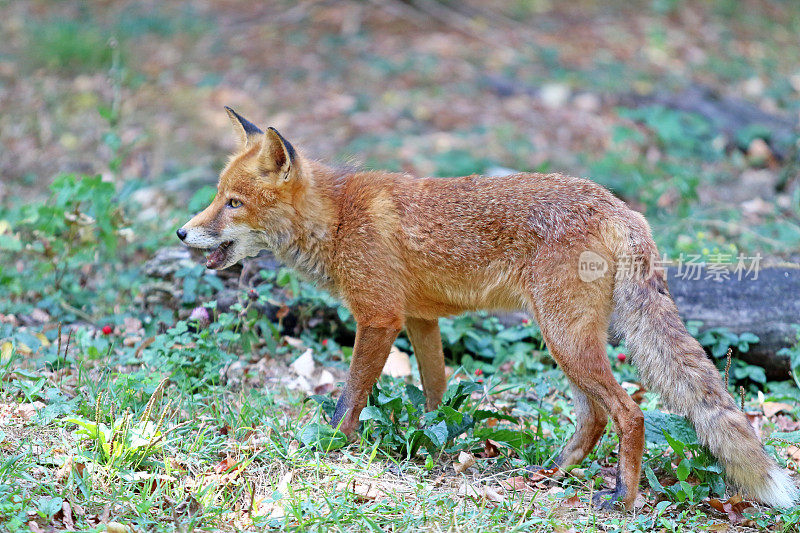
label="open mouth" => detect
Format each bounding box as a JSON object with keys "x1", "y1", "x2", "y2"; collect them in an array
[{"x1": 205, "y1": 241, "x2": 234, "y2": 269}]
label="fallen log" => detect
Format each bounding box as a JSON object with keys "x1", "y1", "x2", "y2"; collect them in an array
[{"x1": 665, "y1": 263, "x2": 799, "y2": 380}]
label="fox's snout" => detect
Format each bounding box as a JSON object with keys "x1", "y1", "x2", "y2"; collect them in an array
[{"x1": 176, "y1": 228, "x2": 187, "y2": 241}]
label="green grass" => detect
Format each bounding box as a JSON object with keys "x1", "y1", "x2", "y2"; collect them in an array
[{"x1": 2, "y1": 308, "x2": 798, "y2": 531}]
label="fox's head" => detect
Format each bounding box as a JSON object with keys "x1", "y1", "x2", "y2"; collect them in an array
[{"x1": 177, "y1": 107, "x2": 306, "y2": 270}]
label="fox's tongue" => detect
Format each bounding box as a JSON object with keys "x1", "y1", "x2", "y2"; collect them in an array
[{"x1": 206, "y1": 243, "x2": 231, "y2": 269}]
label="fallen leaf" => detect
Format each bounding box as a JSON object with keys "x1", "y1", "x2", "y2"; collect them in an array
[
  {"x1": 457, "y1": 482, "x2": 505, "y2": 503},
  {"x1": 708, "y1": 496, "x2": 756, "y2": 525},
  {"x1": 0, "y1": 342, "x2": 12, "y2": 362},
  {"x1": 290, "y1": 349, "x2": 315, "y2": 378},
  {"x1": 499, "y1": 476, "x2": 535, "y2": 492},
  {"x1": 776, "y1": 415, "x2": 800, "y2": 432},
  {"x1": 214, "y1": 456, "x2": 237, "y2": 474},
  {"x1": 787, "y1": 446, "x2": 800, "y2": 462},
  {"x1": 276, "y1": 471, "x2": 292, "y2": 494},
  {"x1": 123, "y1": 317, "x2": 143, "y2": 335},
  {"x1": 283, "y1": 336, "x2": 305, "y2": 349},
  {"x1": 454, "y1": 451, "x2": 476, "y2": 473},
  {"x1": 762, "y1": 402, "x2": 793, "y2": 418},
  {"x1": 527, "y1": 466, "x2": 559, "y2": 483},
  {"x1": 31, "y1": 308, "x2": 50, "y2": 323},
  {"x1": 314, "y1": 370, "x2": 335, "y2": 395},
  {"x1": 254, "y1": 471, "x2": 293, "y2": 518},
  {"x1": 17, "y1": 402, "x2": 45, "y2": 420},
  {"x1": 16, "y1": 343, "x2": 31, "y2": 356},
  {"x1": 744, "y1": 412, "x2": 764, "y2": 440},
  {"x1": 336, "y1": 479, "x2": 386, "y2": 502},
  {"x1": 56, "y1": 456, "x2": 73, "y2": 482},
  {"x1": 479, "y1": 439, "x2": 500, "y2": 459},
  {"x1": 61, "y1": 501, "x2": 74, "y2": 530},
  {"x1": 559, "y1": 493, "x2": 580, "y2": 507},
  {"x1": 382, "y1": 346, "x2": 411, "y2": 377},
  {"x1": 123, "y1": 336, "x2": 142, "y2": 347},
  {"x1": 107, "y1": 522, "x2": 129, "y2": 533}
]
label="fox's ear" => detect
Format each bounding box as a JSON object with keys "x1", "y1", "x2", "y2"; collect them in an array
[
  {"x1": 260, "y1": 127, "x2": 297, "y2": 181},
  {"x1": 225, "y1": 106, "x2": 263, "y2": 147}
]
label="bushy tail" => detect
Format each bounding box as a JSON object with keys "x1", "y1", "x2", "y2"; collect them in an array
[{"x1": 613, "y1": 264, "x2": 798, "y2": 507}]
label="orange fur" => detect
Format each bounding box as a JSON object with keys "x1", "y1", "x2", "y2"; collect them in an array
[{"x1": 178, "y1": 109, "x2": 799, "y2": 511}]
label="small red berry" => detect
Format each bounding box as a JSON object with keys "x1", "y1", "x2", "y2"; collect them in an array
[
  {"x1": 474, "y1": 368, "x2": 483, "y2": 376},
  {"x1": 617, "y1": 353, "x2": 626, "y2": 363},
  {"x1": 322, "y1": 339, "x2": 329, "y2": 347},
  {"x1": 102, "y1": 325, "x2": 113, "y2": 335},
  {"x1": 522, "y1": 318, "x2": 531, "y2": 325}
]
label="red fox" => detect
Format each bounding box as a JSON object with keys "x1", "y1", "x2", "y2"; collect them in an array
[{"x1": 177, "y1": 107, "x2": 798, "y2": 510}]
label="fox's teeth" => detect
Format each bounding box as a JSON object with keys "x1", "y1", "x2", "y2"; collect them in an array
[{"x1": 205, "y1": 241, "x2": 234, "y2": 269}]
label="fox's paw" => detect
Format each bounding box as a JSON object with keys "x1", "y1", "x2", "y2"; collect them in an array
[{"x1": 591, "y1": 488, "x2": 625, "y2": 511}]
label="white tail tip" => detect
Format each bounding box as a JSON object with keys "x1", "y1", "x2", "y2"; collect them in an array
[{"x1": 756, "y1": 467, "x2": 799, "y2": 508}]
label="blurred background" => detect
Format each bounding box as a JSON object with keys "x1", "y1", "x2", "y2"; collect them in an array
[{"x1": 1, "y1": 0, "x2": 799, "y2": 255}]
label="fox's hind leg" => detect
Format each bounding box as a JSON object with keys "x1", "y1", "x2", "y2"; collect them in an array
[
  {"x1": 535, "y1": 316, "x2": 643, "y2": 510},
  {"x1": 406, "y1": 317, "x2": 447, "y2": 411},
  {"x1": 554, "y1": 382, "x2": 608, "y2": 468},
  {"x1": 527, "y1": 248, "x2": 643, "y2": 510}
]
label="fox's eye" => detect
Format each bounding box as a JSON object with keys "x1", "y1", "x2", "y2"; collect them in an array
[{"x1": 227, "y1": 199, "x2": 243, "y2": 208}]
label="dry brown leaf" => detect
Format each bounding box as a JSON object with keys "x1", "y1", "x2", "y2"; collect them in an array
[
  {"x1": 528, "y1": 466, "x2": 560, "y2": 482},
  {"x1": 214, "y1": 456, "x2": 238, "y2": 474},
  {"x1": 479, "y1": 439, "x2": 500, "y2": 458},
  {"x1": 499, "y1": 476, "x2": 536, "y2": 492},
  {"x1": 56, "y1": 455, "x2": 73, "y2": 482},
  {"x1": 336, "y1": 479, "x2": 386, "y2": 502},
  {"x1": 275, "y1": 305, "x2": 290, "y2": 320},
  {"x1": 100, "y1": 502, "x2": 110, "y2": 524},
  {"x1": 744, "y1": 412, "x2": 764, "y2": 440},
  {"x1": 559, "y1": 493, "x2": 580, "y2": 507},
  {"x1": 253, "y1": 471, "x2": 293, "y2": 519},
  {"x1": 17, "y1": 402, "x2": 45, "y2": 420},
  {"x1": 708, "y1": 496, "x2": 757, "y2": 525}
]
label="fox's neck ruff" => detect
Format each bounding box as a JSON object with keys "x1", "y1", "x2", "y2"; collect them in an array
[{"x1": 259, "y1": 169, "x2": 337, "y2": 289}]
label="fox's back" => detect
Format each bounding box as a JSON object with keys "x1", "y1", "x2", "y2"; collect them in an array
[{"x1": 335, "y1": 171, "x2": 630, "y2": 314}]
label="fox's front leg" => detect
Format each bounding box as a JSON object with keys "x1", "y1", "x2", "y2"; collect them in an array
[
  {"x1": 405, "y1": 317, "x2": 446, "y2": 411},
  {"x1": 331, "y1": 323, "x2": 400, "y2": 435}
]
